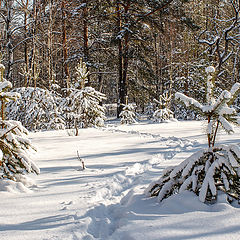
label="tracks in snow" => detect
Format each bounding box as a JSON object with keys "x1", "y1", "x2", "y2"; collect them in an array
[
  {"x1": 74, "y1": 126, "x2": 199, "y2": 239},
  {"x1": 104, "y1": 126, "x2": 199, "y2": 151}
]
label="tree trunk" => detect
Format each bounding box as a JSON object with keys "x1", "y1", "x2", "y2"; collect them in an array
[
  {"x1": 154, "y1": 33, "x2": 162, "y2": 98},
  {"x1": 23, "y1": 2, "x2": 29, "y2": 87},
  {"x1": 30, "y1": 0, "x2": 38, "y2": 88},
  {"x1": 47, "y1": 0, "x2": 53, "y2": 88},
  {"x1": 62, "y1": 0, "x2": 70, "y2": 89},
  {"x1": 6, "y1": 0, "x2": 13, "y2": 83},
  {"x1": 121, "y1": 1, "x2": 130, "y2": 107},
  {"x1": 83, "y1": 1, "x2": 90, "y2": 85},
  {"x1": 116, "y1": 2, "x2": 124, "y2": 118}
]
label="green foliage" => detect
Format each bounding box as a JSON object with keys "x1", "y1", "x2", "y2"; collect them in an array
[
  {"x1": 175, "y1": 67, "x2": 240, "y2": 147},
  {"x1": 153, "y1": 91, "x2": 174, "y2": 122},
  {"x1": 0, "y1": 62, "x2": 40, "y2": 181},
  {"x1": 62, "y1": 60, "x2": 106, "y2": 130},
  {"x1": 7, "y1": 87, "x2": 65, "y2": 131},
  {"x1": 120, "y1": 104, "x2": 137, "y2": 124},
  {"x1": 146, "y1": 66, "x2": 240, "y2": 203},
  {"x1": 62, "y1": 87, "x2": 106, "y2": 129},
  {"x1": 0, "y1": 120, "x2": 39, "y2": 181},
  {"x1": 146, "y1": 145, "x2": 240, "y2": 203}
]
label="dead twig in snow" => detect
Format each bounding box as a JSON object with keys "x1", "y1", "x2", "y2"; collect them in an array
[{"x1": 77, "y1": 150, "x2": 85, "y2": 170}]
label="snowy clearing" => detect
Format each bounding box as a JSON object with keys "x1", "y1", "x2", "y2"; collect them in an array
[{"x1": 1, "y1": 120, "x2": 240, "y2": 240}]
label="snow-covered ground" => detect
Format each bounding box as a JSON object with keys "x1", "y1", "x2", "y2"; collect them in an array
[{"x1": 1, "y1": 120, "x2": 240, "y2": 240}]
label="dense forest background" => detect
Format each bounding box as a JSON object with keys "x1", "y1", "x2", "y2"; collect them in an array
[{"x1": 0, "y1": 0, "x2": 239, "y2": 117}]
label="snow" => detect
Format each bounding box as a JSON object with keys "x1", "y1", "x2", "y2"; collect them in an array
[
  {"x1": 0, "y1": 120, "x2": 240, "y2": 239},
  {"x1": 219, "y1": 115, "x2": 234, "y2": 133},
  {"x1": 0, "y1": 63, "x2": 6, "y2": 70},
  {"x1": 230, "y1": 83, "x2": 240, "y2": 96},
  {"x1": 205, "y1": 66, "x2": 215, "y2": 73},
  {"x1": 7, "y1": 87, "x2": 65, "y2": 131},
  {"x1": 175, "y1": 92, "x2": 203, "y2": 109},
  {"x1": 119, "y1": 104, "x2": 137, "y2": 124},
  {"x1": 0, "y1": 80, "x2": 12, "y2": 91}
]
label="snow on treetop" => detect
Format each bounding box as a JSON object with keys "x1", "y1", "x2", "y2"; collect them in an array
[
  {"x1": 0, "y1": 92, "x2": 21, "y2": 102},
  {"x1": 230, "y1": 82, "x2": 240, "y2": 96},
  {"x1": 205, "y1": 66, "x2": 215, "y2": 73},
  {"x1": 0, "y1": 64, "x2": 5, "y2": 70},
  {"x1": 0, "y1": 81, "x2": 12, "y2": 91},
  {"x1": 222, "y1": 90, "x2": 231, "y2": 99}
]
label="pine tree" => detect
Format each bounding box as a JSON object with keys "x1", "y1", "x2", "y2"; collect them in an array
[
  {"x1": 146, "y1": 66, "x2": 240, "y2": 203},
  {"x1": 0, "y1": 63, "x2": 40, "y2": 181},
  {"x1": 152, "y1": 91, "x2": 175, "y2": 122},
  {"x1": 7, "y1": 87, "x2": 65, "y2": 131},
  {"x1": 61, "y1": 59, "x2": 106, "y2": 133},
  {"x1": 119, "y1": 102, "x2": 137, "y2": 124}
]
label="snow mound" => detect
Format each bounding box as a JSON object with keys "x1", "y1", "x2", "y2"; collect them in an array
[{"x1": 0, "y1": 179, "x2": 33, "y2": 193}]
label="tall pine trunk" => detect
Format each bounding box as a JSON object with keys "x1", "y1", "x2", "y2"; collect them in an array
[
  {"x1": 30, "y1": 0, "x2": 38, "y2": 88},
  {"x1": 83, "y1": 1, "x2": 90, "y2": 85},
  {"x1": 61, "y1": 0, "x2": 70, "y2": 89},
  {"x1": 117, "y1": 1, "x2": 130, "y2": 117},
  {"x1": 47, "y1": 0, "x2": 54, "y2": 88},
  {"x1": 6, "y1": 0, "x2": 13, "y2": 83},
  {"x1": 23, "y1": 1, "x2": 29, "y2": 87},
  {"x1": 116, "y1": 3, "x2": 123, "y2": 118}
]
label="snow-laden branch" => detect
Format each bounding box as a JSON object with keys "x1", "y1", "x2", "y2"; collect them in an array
[{"x1": 175, "y1": 92, "x2": 203, "y2": 110}]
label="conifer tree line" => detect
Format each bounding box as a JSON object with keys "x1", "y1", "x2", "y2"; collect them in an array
[{"x1": 0, "y1": 0, "x2": 239, "y2": 118}]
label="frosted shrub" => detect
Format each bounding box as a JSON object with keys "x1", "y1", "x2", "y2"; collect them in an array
[
  {"x1": 0, "y1": 120, "x2": 40, "y2": 181},
  {"x1": 61, "y1": 59, "x2": 106, "y2": 131},
  {"x1": 153, "y1": 92, "x2": 175, "y2": 123},
  {"x1": 119, "y1": 104, "x2": 137, "y2": 124},
  {"x1": 7, "y1": 87, "x2": 65, "y2": 131},
  {"x1": 62, "y1": 87, "x2": 106, "y2": 129},
  {"x1": 0, "y1": 64, "x2": 40, "y2": 181},
  {"x1": 153, "y1": 108, "x2": 174, "y2": 122},
  {"x1": 146, "y1": 67, "x2": 240, "y2": 203}
]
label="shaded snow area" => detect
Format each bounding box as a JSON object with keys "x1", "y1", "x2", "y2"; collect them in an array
[{"x1": 1, "y1": 121, "x2": 240, "y2": 240}]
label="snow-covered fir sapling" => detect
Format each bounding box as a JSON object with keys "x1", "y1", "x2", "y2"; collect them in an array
[
  {"x1": 61, "y1": 59, "x2": 106, "y2": 134},
  {"x1": 146, "y1": 66, "x2": 240, "y2": 204},
  {"x1": 153, "y1": 91, "x2": 175, "y2": 122},
  {"x1": 0, "y1": 63, "x2": 40, "y2": 181},
  {"x1": 119, "y1": 97, "x2": 137, "y2": 124},
  {"x1": 7, "y1": 87, "x2": 65, "y2": 131}
]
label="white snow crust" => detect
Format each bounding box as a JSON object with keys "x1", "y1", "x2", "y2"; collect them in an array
[{"x1": 0, "y1": 120, "x2": 240, "y2": 240}]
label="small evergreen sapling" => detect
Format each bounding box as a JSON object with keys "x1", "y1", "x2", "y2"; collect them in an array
[
  {"x1": 7, "y1": 87, "x2": 65, "y2": 131},
  {"x1": 146, "y1": 67, "x2": 240, "y2": 203},
  {"x1": 61, "y1": 59, "x2": 106, "y2": 132},
  {"x1": 152, "y1": 91, "x2": 175, "y2": 122},
  {"x1": 67, "y1": 87, "x2": 106, "y2": 129},
  {"x1": 119, "y1": 98, "x2": 137, "y2": 124},
  {"x1": 0, "y1": 64, "x2": 40, "y2": 181}
]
